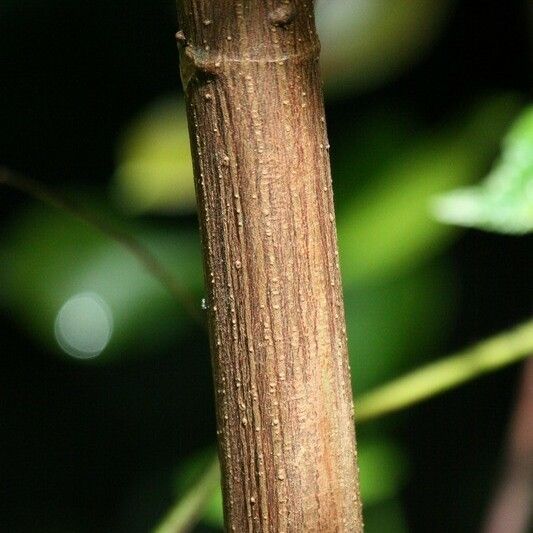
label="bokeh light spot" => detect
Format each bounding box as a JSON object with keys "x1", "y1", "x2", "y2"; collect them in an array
[{"x1": 54, "y1": 292, "x2": 113, "y2": 359}]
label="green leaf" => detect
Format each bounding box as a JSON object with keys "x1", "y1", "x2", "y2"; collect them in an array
[
  {"x1": 363, "y1": 498, "x2": 409, "y2": 533},
  {"x1": 359, "y1": 439, "x2": 408, "y2": 505},
  {"x1": 201, "y1": 484, "x2": 224, "y2": 529},
  {"x1": 433, "y1": 105, "x2": 533, "y2": 234},
  {"x1": 112, "y1": 97, "x2": 196, "y2": 215},
  {"x1": 345, "y1": 264, "x2": 455, "y2": 394},
  {"x1": 337, "y1": 95, "x2": 522, "y2": 284}
]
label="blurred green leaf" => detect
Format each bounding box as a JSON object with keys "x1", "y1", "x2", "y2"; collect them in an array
[
  {"x1": 174, "y1": 449, "x2": 216, "y2": 496},
  {"x1": 337, "y1": 95, "x2": 522, "y2": 284},
  {"x1": 345, "y1": 264, "x2": 455, "y2": 393},
  {"x1": 433, "y1": 105, "x2": 533, "y2": 234},
  {"x1": 317, "y1": 0, "x2": 452, "y2": 97},
  {"x1": 359, "y1": 439, "x2": 408, "y2": 505},
  {"x1": 332, "y1": 109, "x2": 420, "y2": 199},
  {"x1": 152, "y1": 450, "x2": 221, "y2": 533},
  {"x1": 363, "y1": 498, "x2": 409, "y2": 533},
  {"x1": 112, "y1": 97, "x2": 195, "y2": 215},
  {"x1": 168, "y1": 451, "x2": 224, "y2": 531},
  {"x1": 0, "y1": 205, "x2": 202, "y2": 363},
  {"x1": 202, "y1": 483, "x2": 224, "y2": 528}
]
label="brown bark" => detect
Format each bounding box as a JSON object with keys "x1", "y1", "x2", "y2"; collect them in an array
[{"x1": 175, "y1": 2, "x2": 363, "y2": 531}]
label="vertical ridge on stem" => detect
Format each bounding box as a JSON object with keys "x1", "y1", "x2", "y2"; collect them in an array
[{"x1": 176, "y1": 2, "x2": 363, "y2": 531}]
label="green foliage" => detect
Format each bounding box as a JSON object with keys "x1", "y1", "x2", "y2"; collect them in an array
[
  {"x1": 433, "y1": 105, "x2": 533, "y2": 234},
  {"x1": 337, "y1": 95, "x2": 521, "y2": 283},
  {"x1": 112, "y1": 98, "x2": 196, "y2": 215},
  {"x1": 173, "y1": 449, "x2": 215, "y2": 496},
  {"x1": 338, "y1": 96, "x2": 517, "y2": 284},
  {"x1": 345, "y1": 265, "x2": 455, "y2": 393},
  {"x1": 168, "y1": 453, "x2": 223, "y2": 530},
  {"x1": 0, "y1": 206, "x2": 202, "y2": 362},
  {"x1": 201, "y1": 483, "x2": 224, "y2": 529},
  {"x1": 363, "y1": 499, "x2": 409, "y2": 533},
  {"x1": 358, "y1": 439, "x2": 409, "y2": 505}
]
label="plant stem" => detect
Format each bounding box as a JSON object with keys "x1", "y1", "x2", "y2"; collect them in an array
[
  {"x1": 0, "y1": 167, "x2": 202, "y2": 324},
  {"x1": 356, "y1": 319, "x2": 533, "y2": 422},
  {"x1": 154, "y1": 318, "x2": 533, "y2": 533},
  {"x1": 176, "y1": 2, "x2": 362, "y2": 531}
]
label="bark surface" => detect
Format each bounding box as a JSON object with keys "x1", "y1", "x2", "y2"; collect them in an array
[{"x1": 176, "y1": 2, "x2": 363, "y2": 531}]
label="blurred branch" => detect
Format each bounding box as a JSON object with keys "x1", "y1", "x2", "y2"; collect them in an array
[
  {"x1": 154, "y1": 458, "x2": 220, "y2": 533},
  {"x1": 356, "y1": 319, "x2": 533, "y2": 422},
  {"x1": 154, "y1": 319, "x2": 533, "y2": 532},
  {"x1": 482, "y1": 357, "x2": 533, "y2": 533},
  {"x1": 0, "y1": 167, "x2": 202, "y2": 324}
]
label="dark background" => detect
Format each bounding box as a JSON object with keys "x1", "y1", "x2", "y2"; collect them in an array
[{"x1": 1, "y1": 1, "x2": 531, "y2": 531}]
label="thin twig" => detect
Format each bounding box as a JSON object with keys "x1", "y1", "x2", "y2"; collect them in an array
[
  {"x1": 154, "y1": 318, "x2": 533, "y2": 532},
  {"x1": 0, "y1": 167, "x2": 203, "y2": 325},
  {"x1": 154, "y1": 458, "x2": 220, "y2": 533},
  {"x1": 356, "y1": 319, "x2": 533, "y2": 422}
]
